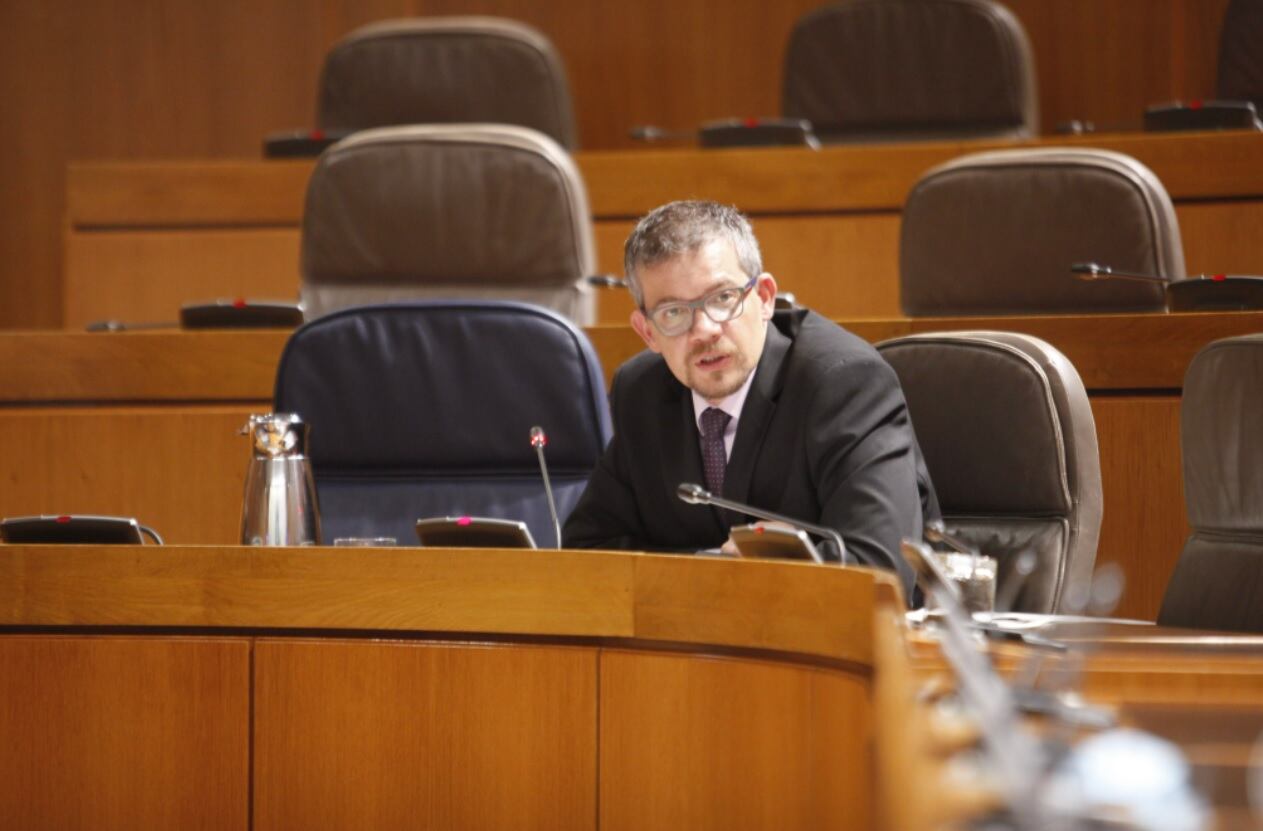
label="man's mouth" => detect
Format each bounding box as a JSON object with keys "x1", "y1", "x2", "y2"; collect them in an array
[{"x1": 696, "y1": 353, "x2": 729, "y2": 369}]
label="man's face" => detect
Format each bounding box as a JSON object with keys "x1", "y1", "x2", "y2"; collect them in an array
[{"x1": 630, "y1": 237, "x2": 778, "y2": 403}]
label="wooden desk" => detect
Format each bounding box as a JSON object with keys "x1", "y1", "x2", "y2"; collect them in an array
[
  {"x1": 3, "y1": 310, "x2": 1262, "y2": 620},
  {"x1": 64, "y1": 130, "x2": 1263, "y2": 329},
  {"x1": 0, "y1": 545, "x2": 897, "y2": 830}
]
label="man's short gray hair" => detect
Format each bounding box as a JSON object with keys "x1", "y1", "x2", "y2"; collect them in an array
[{"x1": 623, "y1": 200, "x2": 764, "y2": 307}]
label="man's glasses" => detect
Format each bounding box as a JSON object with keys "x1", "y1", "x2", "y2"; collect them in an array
[{"x1": 643, "y1": 275, "x2": 758, "y2": 337}]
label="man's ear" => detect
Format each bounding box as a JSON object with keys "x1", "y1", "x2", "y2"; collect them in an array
[
  {"x1": 630, "y1": 308, "x2": 662, "y2": 353},
  {"x1": 756, "y1": 273, "x2": 779, "y2": 320}
]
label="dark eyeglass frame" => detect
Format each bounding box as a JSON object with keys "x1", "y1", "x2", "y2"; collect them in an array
[{"x1": 642, "y1": 275, "x2": 759, "y2": 336}]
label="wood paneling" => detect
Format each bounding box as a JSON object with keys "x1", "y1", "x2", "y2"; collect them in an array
[
  {"x1": 0, "y1": 546, "x2": 638, "y2": 636},
  {"x1": 0, "y1": 636, "x2": 250, "y2": 830},
  {"x1": 1, "y1": 1, "x2": 1238, "y2": 330},
  {"x1": 65, "y1": 229, "x2": 301, "y2": 329},
  {"x1": 0, "y1": 405, "x2": 254, "y2": 544},
  {"x1": 1176, "y1": 200, "x2": 1263, "y2": 276},
  {"x1": 0, "y1": 330, "x2": 286, "y2": 402},
  {"x1": 599, "y1": 649, "x2": 870, "y2": 831},
  {"x1": 1091, "y1": 396, "x2": 1188, "y2": 622},
  {"x1": 253, "y1": 639, "x2": 598, "y2": 830}
]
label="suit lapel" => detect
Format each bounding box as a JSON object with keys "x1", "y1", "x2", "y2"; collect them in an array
[{"x1": 722, "y1": 321, "x2": 792, "y2": 525}]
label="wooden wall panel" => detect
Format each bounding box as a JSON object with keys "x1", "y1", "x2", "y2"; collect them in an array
[
  {"x1": 253, "y1": 639, "x2": 598, "y2": 831},
  {"x1": 1091, "y1": 396, "x2": 1189, "y2": 622},
  {"x1": 0, "y1": 636, "x2": 250, "y2": 831},
  {"x1": 0, "y1": 1, "x2": 1235, "y2": 330},
  {"x1": 599, "y1": 649, "x2": 870, "y2": 831},
  {"x1": 0, "y1": 406, "x2": 255, "y2": 544},
  {"x1": 64, "y1": 228, "x2": 302, "y2": 328}
]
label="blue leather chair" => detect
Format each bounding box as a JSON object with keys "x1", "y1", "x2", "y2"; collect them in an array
[{"x1": 273, "y1": 301, "x2": 611, "y2": 546}]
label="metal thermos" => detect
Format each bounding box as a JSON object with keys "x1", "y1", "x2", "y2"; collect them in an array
[{"x1": 239, "y1": 413, "x2": 321, "y2": 546}]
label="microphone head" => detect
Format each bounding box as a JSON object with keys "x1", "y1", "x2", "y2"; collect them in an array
[
  {"x1": 529, "y1": 426, "x2": 547, "y2": 448},
  {"x1": 676, "y1": 482, "x2": 711, "y2": 505},
  {"x1": 1070, "y1": 262, "x2": 1109, "y2": 281}
]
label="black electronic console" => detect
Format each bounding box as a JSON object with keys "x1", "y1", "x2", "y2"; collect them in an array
[
  {"x1": 1, "y1": 514, "x2": 162, "y2": 545},
  {"x1": 1143, "y1": 99, "x2": 1262, "y2": 132},
  {"x1": 414, "y1": 516, "x2": 536, "y2": 549},
  {"x1": 698, "y1": 117, "x2": 820, "y2": 149},
  {"x1": 179, "y1": 299, "x2": 304, "y2": 329},
  {"x1": 729, "y1": 523, "x2": 823, "y2": 562},
  {"x1": 1167, "y1": 274, "x2": 1263, "y2": 312},
  {"x1": 262, "y1": 128, "x2": 355, "y2": 158}
]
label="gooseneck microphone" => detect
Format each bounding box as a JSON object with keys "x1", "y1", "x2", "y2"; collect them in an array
[
  {"x1": 1070, "y1": 261, "x2": 1169, "y2": 284},
  {"x1": 675, "y1": 482, "x2": 855, "y2": 566},
  {"x1": 530, "y1": 426, "x2": 563, "y2": 549}
]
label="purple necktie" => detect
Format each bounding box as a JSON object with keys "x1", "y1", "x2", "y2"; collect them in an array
[{"x1": 700, "y1": 407, "x2": 731, "y2": 497}]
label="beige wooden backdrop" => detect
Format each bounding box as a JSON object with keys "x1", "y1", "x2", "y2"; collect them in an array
[{"x1": 0, "y1": 0, "x2": 1232, "y2": 331}]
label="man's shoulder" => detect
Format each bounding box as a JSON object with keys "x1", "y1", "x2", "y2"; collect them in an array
[{"x1": 783, "y1": 310, "x2": 884, "y2": 368}]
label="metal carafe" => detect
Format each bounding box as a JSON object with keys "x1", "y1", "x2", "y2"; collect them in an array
[{"x1": 239, "y1": 413, "x2": 321, "y2": 546}]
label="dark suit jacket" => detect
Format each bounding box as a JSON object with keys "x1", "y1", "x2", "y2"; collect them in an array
[{"x1": 564, "y1": 309, "x2": 939, "y2": 593}]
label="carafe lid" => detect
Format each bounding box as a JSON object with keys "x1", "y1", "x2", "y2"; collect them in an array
[{"x1": 242, "y1": 412, "x2": 309, "y2": 458}]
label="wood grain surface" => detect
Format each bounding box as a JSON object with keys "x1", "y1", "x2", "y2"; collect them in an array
[
  {"x1": 253, "y1": 639, "x2": 598, "y2": 830},
  {"x1": 599, "y1": 649, "x2": 870, "y2": 831},
  {"x1": 0, "y1": 636, "x2": 250, "y2": 830}
]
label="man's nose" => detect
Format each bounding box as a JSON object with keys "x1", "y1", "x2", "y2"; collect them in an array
[{"x1": 688, "y1": 306, "x2": 722, "y2": 338}]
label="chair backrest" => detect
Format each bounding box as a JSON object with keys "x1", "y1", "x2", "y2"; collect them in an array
[
  {"x1": 272, "y1": 301, "x2": 612, "y2": 546},
  {"x1": 782, "y1": 0, "x2": 1037, "y2": 142},
  {"x1": 876, "y1": 331, "x2": 1102, "y2": 613},
  {"x1": 900, "y1": 147, "x2": 1184, "y2": 316},
  {"x1": 1217, "y1": 0, "x2": 1263, "y2": 109},
  {"x1": 300, "y1": 124, "x2": 596, "y2": 324},
  {"x1": 1159, "y1": 335, "x2": 1263, "y2": 631},
  {"x1": 317, "y1": 16, "x2": 577, "y2": 149}
]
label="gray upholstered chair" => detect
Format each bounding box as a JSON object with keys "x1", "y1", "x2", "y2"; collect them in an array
[
  {"x1": 1159, "y1": 335, "x2": 1263, "y2": 632},
  {"x1": 877, "y1": 331, "x2": 1102, "y2": 613},
  {"x1": 317, "y1": 17, "x2": 577, "y2": 149},
  {"x1": 900, "y1": 147, "x2": 1185, "y2": 316},
  {"x1": 1217, "y1": 0, "x2": 1263, "y2": 110},
  {"x1": 300, "y1": 124, "x2": 596, "y2": 324},
  {"x1": 782, "y1": 0, "x2": 1037, "y2": 143}
]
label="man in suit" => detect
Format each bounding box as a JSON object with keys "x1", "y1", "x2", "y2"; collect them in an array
[{"x1": 563, "y1": 200, "x2": 937, "y2": 590}]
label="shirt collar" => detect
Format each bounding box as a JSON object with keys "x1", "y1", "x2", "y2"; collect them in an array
[{"x1": 691, "y1": 368, "x2": 756, "y2": 434}]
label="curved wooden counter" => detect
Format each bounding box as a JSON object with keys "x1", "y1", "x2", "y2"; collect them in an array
[{"x1": 0, "y1": 546, "x2": 898, "y2": 830}]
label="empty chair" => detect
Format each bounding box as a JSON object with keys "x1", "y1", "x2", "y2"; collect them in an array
[
  {"x1": 877, "y1": 331, "x2": 1102, "y2": 613},
  {"x1": 300, "y1": 124, "x2": 596, "y2": 324},
  {"x1": 900, "y1": 147, "x2": 1185, "y2": 316},
  {"x1": 273, "y1": 301, "x2": 612, "y2": 546},
  {"x1": 782, "y1": 0, "x2": 1037, "y2": 143},
  {"x1": 318, "y1": 16, "x2": 576, "y2": 149},
  {"x1": 1217, "y1": 0, "x2": 1263, "y2": 110},
  {"x1": 1159, "y1": 335, "x2": 1263, "y2": 632}
]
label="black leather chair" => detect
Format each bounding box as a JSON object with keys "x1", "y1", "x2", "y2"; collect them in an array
[
  {"x1": 877, "y1": 331, "x2": 1102, "y2": 613},
  {"x1": 900, "y1": 147, "x2": 1185, "y2": 315},
  {"x1": 1159, "y1": 335, "x2": 1263, "y2": 631},
  {"x1": 782, "y1": 0, "x2": 1037, "y2": 143},
  {"x1": 317, "y1": 16, "x2": 577, "y2": 149},
  {"x1": 273, "y1": 301, "x2": 612, "y2": 546},
  {"x1": 1217, "y1": 0, "x2": 1263, "y2": 111}
]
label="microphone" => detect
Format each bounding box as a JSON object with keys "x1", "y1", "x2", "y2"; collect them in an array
[
  {"x1": 676, "y1": 482, "x2": 858, "y2": 567},
  {"x1": 530, "y1": 426, "x2": 562, "y2": 549},
  {"x1": 1069, "y1": 261, "x2": 1169, "y2": 284}
]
